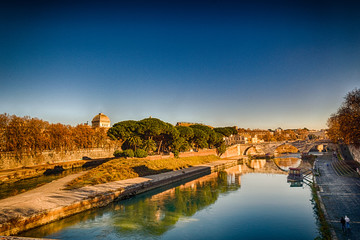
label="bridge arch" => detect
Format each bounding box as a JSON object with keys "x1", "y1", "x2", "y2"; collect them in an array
[
  {"x1": 243, "y1": 145, "x2": 265, "y2": 156},
  {"x1": 273, "y1": 144, "x2": 300, "y2": 155},
  {"x1": 302, "y1": 143, "x2": 332, "y2": 153}
]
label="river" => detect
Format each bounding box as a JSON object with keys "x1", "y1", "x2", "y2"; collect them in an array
[{"x1": 21, "y1": 156, "x2": 319, "y2": 239}]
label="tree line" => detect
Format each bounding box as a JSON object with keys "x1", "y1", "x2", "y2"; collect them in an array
[
  {"x1": 0, "y1": 113, "x2": 111, "y2": 157},
  {"x1": 327, "y1": 88, "x2": 360, "y2": 146},
  {"x1": 107, "y1": 118, "x2": 237, "y2": 157}
]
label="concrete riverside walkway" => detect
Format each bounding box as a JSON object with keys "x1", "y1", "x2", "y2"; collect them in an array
[
  {"x1": 1, "y1": 236, "x2": 56, "y2": 240},
  {"x1": 315, "y1": 153, "x2": 360, "y2": 240},
  {"x1": 0, "y1": 159, "x2": 237, "y2": 236}
]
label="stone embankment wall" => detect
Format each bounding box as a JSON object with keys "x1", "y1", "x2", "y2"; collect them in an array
[
  {"x1": 349, "y1": 145, "x2": 360, "y2": 163},
  {"x1": 221, "y1": 145, "x2": 241, "y2": 158},
  {"x1": 0, "y1": 148, "x2": 116, "y2": 170}
]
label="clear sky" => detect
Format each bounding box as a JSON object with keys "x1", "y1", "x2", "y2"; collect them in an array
[{"x1": 1, "y1": 0, "x2": 359, "y2": 129}]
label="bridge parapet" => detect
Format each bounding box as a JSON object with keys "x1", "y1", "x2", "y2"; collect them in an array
[{"x1": 223, "y1": 140, "x2": 331, "y2": 157}]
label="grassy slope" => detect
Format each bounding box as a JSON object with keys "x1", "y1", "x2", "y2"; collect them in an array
[{"x1": 67, "y1": 155, "x2": 219, "y2": 189}]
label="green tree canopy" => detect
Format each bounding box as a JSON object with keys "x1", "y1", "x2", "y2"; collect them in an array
[
  {"x1": 122, "y1": 135, "x2": 143, "y2": 151},
  {"x1": 191, "y1": 128, "x2": 208, "y2": 149},
  {"x1": 175, "y1": 126, "x2": 194, "y2": 140},
  {"x1": 190, "y1": 124, "x2": 222, "y2": 148},
  {"x1": 142, "y1": 138, "x2": 157, "y2": 153},
  {"x1": 109, "y1": 118, "x2": 181, "y2": 153},
  {"x1": 214, "y1": 127, "x2": 231, "y2": 137},
  {"x1": 107, "y1": 120, "x2": 139, "y2": 141},
  {"x1": 138, "y1": 118, "x2": 168, "y2": 140},
  {"x1": 108, "y1": 118, "x2": 232, "y2": 154},
  {"x1": 214, "y1": 127, "x2": 238, "y2": 137}
]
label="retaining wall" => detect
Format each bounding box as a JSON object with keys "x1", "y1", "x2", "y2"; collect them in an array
[
  {"x1": 220, "y1": 144, "x2": 241, "y2": 158},
  {"x1": 349, "y1": 145, "x2": 360, "y2": 163},
  {"x1": 0, "y1": 148, "x2": 116, "y2": 170}
]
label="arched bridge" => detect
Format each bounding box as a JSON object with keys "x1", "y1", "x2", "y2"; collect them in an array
[{"x1": 221, "y1": 140, "x2": 332, "y2": 158}]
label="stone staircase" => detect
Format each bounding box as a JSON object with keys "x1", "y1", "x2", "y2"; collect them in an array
[{"x1": 331, "y1": 157, "x2": 359, "y2": 178}]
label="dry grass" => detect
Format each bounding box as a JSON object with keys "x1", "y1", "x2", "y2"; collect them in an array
[{"x1": 66, "y1": 155, "x2": 219, "y2": 189}]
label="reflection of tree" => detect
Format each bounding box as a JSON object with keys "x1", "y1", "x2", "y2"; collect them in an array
[{"x1": 111, "y1": 171, "x2": 240, "y2": 237}]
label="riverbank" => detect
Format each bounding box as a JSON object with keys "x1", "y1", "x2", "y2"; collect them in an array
[
  {"x1": 0, "y1": 158, "x2": 111, "y2": 184},
  {"x1": 0, "y1": 159, "x2": 240, "y2": 236},
  {"x1": 314, "y1": 153, "x2": 360, "y2": 240},
  {"x1": 66, "y1": 155, "x2": 220, "y2": 189}
]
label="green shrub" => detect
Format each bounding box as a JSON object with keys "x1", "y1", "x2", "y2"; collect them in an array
[
  {"x1": 113, "y1": 150, "x2": 123, "y2": 158},
  {"x1": 173, "y1": 150, "x2": 180, "y2": 158},
  {"x1": 134, "y1": 149, "x2": 148, "y2": 158},
  {"x1": 216, "y1": 142, "x2": 227, "y2": 156},
  {"x1": 123, "y1": 149, "x2": 134, "y2": 158}
]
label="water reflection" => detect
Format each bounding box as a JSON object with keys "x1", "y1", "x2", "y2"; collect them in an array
[
  {"x1": 21, "y1": 156, "x2": 318, "y2": 240},
  {"x1": 22, "y1": 171, "x2": 240, "y2": 239},
  {"x1": 274, "y1": 158, "x2": 301, "y2": 171},
  {"x1": 273, "y1": 153, "x2": 302, "y2": 171},
  {"x1": 224, "y1": 165, "x2": 242, "y2": 186},
  {"x1": 289, "y1": 181, "x2": 303, "y2": 187},
  {"x1": 245, "y1": 159, "x2": 267, "y2": 169},
  {"x1": 112, "y1": 171, "x2": 240, "y2": 237}
]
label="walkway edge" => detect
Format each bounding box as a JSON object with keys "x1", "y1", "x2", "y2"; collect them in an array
[
  {"x1": 314, "y1": 175, "x2": 338, "y2": 240},
  {"x1": 0, "y1": 159, "x2": 239, "y2": 236}
]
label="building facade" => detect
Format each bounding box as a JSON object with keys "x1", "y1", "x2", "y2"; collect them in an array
[{"x1": 91, "y1": 113, "x2": 111, "y2": 128}]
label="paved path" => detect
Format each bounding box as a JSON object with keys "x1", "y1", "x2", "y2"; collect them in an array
[
  {"x1": 0, "y1": 171, "x2": 89, "y2": 222},
  {"x1": 315, "y1": 153, "x2": 360, "y2": 240}
]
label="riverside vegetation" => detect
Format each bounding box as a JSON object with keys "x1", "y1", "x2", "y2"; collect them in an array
[
  {"x1": 0, "y1": 115, "x2": 237, "y2": 198},
  {"x1": 0, "y1": 114, "x2": 237, "y2": 168},
  {"x1": 0, "y1": 114, "x2": 111, "y2": 159},
  {"x1": 65, "y1": 118, "x2": 237, "y2": 189},
  {"x1": 66, "y1": 155, "x2": 220, "y2": 189},
  {"x1": 65, "y1": 117, "x2": 236, "y2": 189},
  {"x1": 107, "y1": 118, "x2": 237, "y2": 157},
  {"x1": 327, "y1": 88, "x2": 360, "y2": 146},
  {"x1": 312, "y1": 183, "x2": 331, "y2": 240}
]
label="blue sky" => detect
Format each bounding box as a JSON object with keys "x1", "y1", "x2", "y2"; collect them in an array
[{"x1": 0, "y1": 0, "x2": 359, "y2": 129}]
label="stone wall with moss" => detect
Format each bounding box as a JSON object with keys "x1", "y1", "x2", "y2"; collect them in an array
[{"x1": 0, "y1": 148, "x2": 116, "y2": 170}]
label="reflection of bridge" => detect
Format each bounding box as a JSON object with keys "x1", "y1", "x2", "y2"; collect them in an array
[
  {"x1": 225, "y1": 160, "x2": 287, "y2": 175},
  {"x1": 224, "y1": 157, "x2": 315, "y2": 188},
  {"x1": 221, "y1": 140, "x2": 332, "y2": 158}
]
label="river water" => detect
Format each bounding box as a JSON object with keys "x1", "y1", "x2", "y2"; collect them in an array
[{"x1": 21, "y1": 157, "x2": 319, "y2": 239}]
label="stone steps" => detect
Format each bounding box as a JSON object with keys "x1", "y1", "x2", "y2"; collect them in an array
[{"x1": 331, "y1": 160, "x2": 358, "y2": 178}]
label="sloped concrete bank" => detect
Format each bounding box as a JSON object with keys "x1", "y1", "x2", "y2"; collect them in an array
[
  {"x1": 0, "y1": 159, "x2": 239, "y2": 236},
  {"x1": 1, "y1": 236, "x2": 56, "y2": 240}
]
